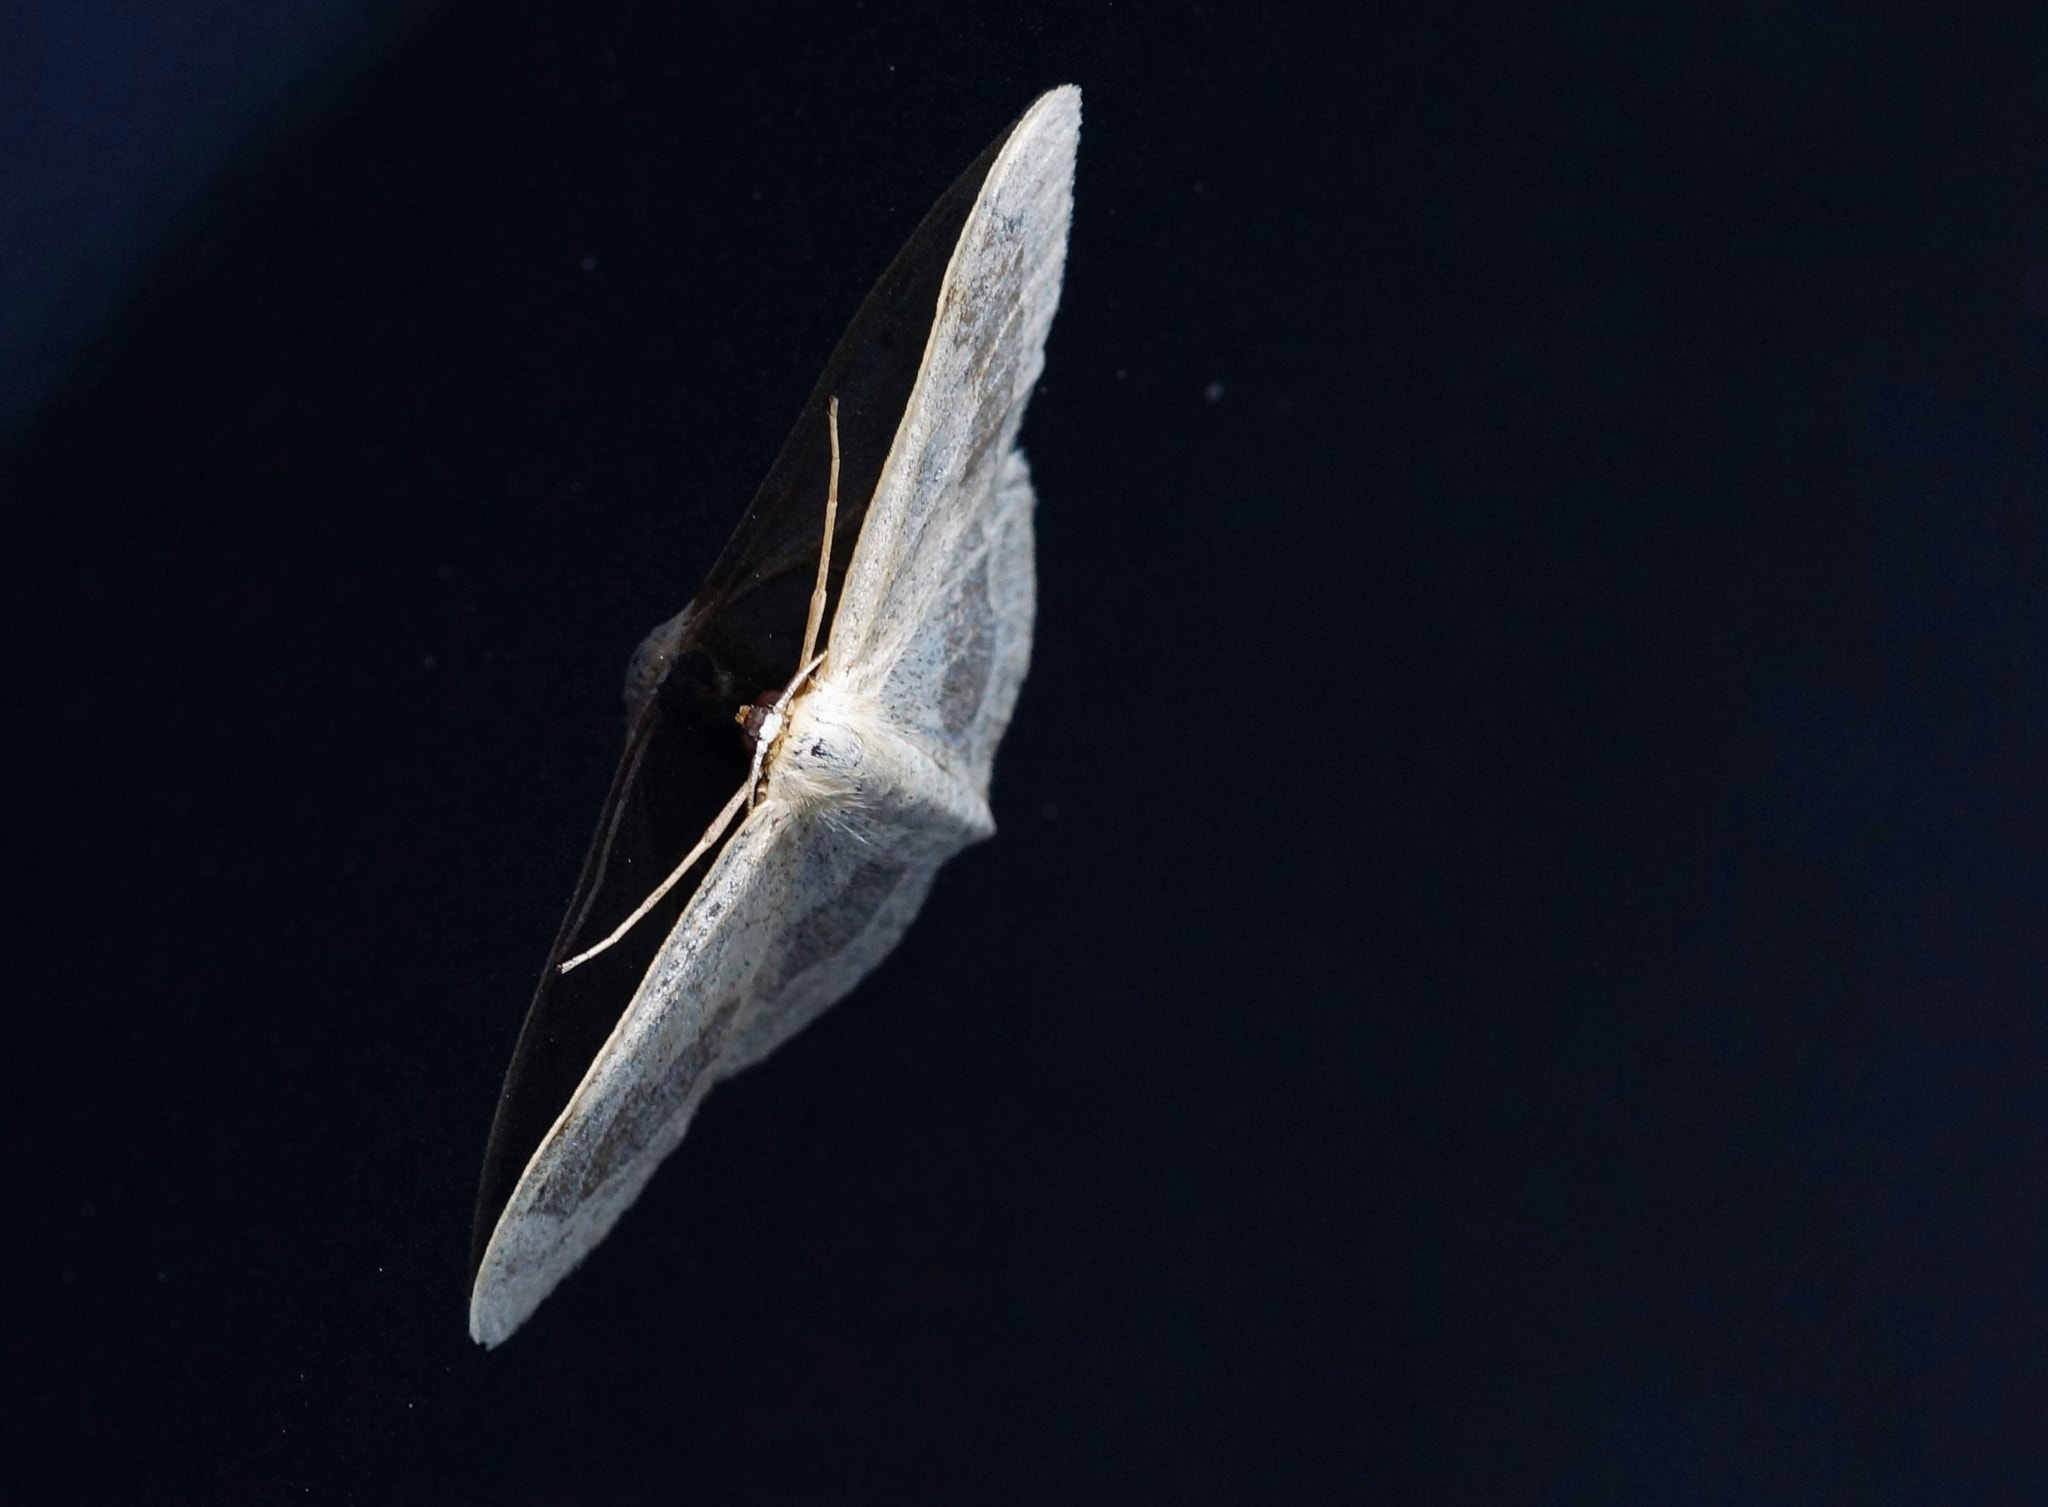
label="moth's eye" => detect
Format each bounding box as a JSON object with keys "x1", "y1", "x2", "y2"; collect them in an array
[{"x1": 735, "y1": 690, "x2": 782, "y2": 750}]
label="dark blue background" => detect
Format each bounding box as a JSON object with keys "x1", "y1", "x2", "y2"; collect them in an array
[{"x1": 4, "y1": 2, "x2": 2046, "y2": 1501}]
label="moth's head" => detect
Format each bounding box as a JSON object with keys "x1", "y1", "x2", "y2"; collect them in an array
[{"x1": 735, "y1": 689, "x2": 785, "y2": 751}]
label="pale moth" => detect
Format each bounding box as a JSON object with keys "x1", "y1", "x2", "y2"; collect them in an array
[{"x1": 468, "y1": 86, "x2": 1079, "y2": 1346}]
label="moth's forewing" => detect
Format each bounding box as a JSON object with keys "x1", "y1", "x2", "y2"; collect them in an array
[
  {"x1": 467, "y1": 655, "x2": 745, "y2": 1281},
  {"x1": 685, "y1": 121, "x2": 1014, "y2": 692},
  {"x1": 469, "y1": 115, "x2": 1016, "y2": 1282}
]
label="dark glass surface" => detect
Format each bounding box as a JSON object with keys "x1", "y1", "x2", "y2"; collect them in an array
[{"x1": 7, "y1": 2, "x2": 2048, "y2": 1502}]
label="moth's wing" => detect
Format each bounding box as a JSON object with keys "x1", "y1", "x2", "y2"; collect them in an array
[
  {"x1": 826, "y1": 85, "x2": 1079, "y2": 793},
  {"x1": 468, "y1": 651, "x2": 749, "y2": 1284},
  {"x1": 468, "y1": 112, "x2": 1019, "y2": 1284},
  {"x1": 663, "y1": 118, "x2": 1018, "y2": 698},
  {"x1": 468, "y1": 793, "x2": 950, "y2": 1347},
  {"x1": 471, "y1": 87, "x2": 1080, "y2": 1345}
]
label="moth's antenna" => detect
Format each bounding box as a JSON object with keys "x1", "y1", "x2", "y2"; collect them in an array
[
  {"x1": 557, "y1": 781, "x2": 751, "y2": 974},
  {"x1": 561, "y1": 401, "x2": 848, "y2": 971},
  {"x1": 798, "y1": 395, "x2": 841, "y2": 674}
]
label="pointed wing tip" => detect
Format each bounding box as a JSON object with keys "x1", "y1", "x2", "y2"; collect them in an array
[
  {"x1": 468, "y1": 1171, "x2": 630, "y2": 1348},
  {"x1": 467, "y1": 1264, "x2": 520, "y2": 1349},
  {"x1": 468, "y1": 1259, "x2": 548, "y2": 1349},
  {"x1": 1006, "y1": 87, "x2": 1081, "y2": 209},
  {"x1": 1024, "y1": 83, "x2": 1082, "y2": 140},
  {"x1": 467, "y1": 1212, "x2": 555, "y2": 1350}
]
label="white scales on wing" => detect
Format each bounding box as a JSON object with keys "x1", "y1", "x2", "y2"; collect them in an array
[{"x1": 470, "y1": 86, "x2": 1077, "y2": 1347}]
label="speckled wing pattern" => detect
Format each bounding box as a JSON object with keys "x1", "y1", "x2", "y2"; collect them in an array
[{"x1": 469, "y1": 86, "x2": 1078, "y2": 1347}]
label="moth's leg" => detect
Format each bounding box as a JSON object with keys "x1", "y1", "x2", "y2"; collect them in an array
[
  {"x1": 797, "y1": 395, "x2": 842, "y2": 673},
  {"x1": 743, "y1": 647, "x2": 824, "y2": 811},
  {"x1": 744, "y1": 396, "x2": 842, "y2": 813},
  {"x1": 565, "y1": 399, "x2": 854, "y2": 968},
  {"x1": 556, "y1": 779, "x2": 751, "y2": 974}
]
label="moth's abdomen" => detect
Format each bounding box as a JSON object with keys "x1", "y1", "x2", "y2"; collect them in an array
[{"x1": 777, "y1": 679, "x2": 995, "y2": 849}]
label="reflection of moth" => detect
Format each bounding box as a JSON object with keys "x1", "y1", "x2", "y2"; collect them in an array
[{"x1": 468, "y1": 86, "x2": 1080, "y2": 1347}]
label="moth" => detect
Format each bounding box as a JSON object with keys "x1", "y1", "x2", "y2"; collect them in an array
[{"x1": 468, "y1": 86, "x2": 1080, "y2": 1346}]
